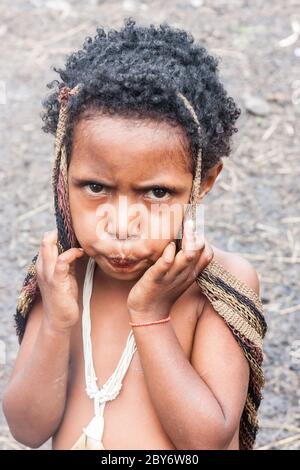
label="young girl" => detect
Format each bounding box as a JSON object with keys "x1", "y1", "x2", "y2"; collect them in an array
[{"x1": 3, "y1": 18, "x2": 267, "y2": 450}]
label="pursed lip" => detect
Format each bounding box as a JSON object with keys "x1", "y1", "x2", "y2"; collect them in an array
[
  {"x1": 105, "y1": 256, "x2": 141, "y2": 269},
  {"x1": 108, "y1": 256, "x2": 139, "y2": 264}
]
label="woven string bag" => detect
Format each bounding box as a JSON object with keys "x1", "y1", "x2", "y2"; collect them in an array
[{"x1": 15, "y1": 85, "x2": 267, "y2": 450}]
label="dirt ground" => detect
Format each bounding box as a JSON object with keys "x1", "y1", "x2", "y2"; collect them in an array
[{"x1": 0, "y1": 0, "x2": 299, "y2": 451}]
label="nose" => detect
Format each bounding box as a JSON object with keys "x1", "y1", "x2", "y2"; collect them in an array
[{"x1": 106, "y1": 209, "x2": 141, "y2": 240}]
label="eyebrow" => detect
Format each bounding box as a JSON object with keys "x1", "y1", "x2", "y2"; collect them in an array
[{"x1": 71, "y1": 176, "x2": 187, "y2": 192}]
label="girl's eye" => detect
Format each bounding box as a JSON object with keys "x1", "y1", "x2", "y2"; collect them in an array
[
  {"x1": 146, "y1": 187, "x2": 172, "y2": 200},
  {"x1": 86, "y1": 183, "x2": 105, "y2": 194}
]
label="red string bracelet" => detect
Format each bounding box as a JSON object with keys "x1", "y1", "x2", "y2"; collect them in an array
[{"x1": 129, "y1": 316, "x2": 171, "y2": 327}]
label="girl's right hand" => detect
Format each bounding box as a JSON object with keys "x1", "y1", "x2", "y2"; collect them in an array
[{"x1": 36, "y1": 229, "x2": 85, "y2": 332}]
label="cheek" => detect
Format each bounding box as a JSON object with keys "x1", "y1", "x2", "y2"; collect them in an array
[
  {"x1": 146, "y1": 206, "x2": 184, "y2": 242},
  {"x1": 69, "y1": 191, "x2": 99, "y2": 240},
  {"x1": 71, "y1": 213, "x2": 97, "y2": 245}
]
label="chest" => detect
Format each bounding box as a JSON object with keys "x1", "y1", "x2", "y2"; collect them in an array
[
  {"x1": 52, "y1": 266, "x2": 203, "y2": 449},
  {"x1": 73, "y1": 276, "x2": 201, "y2": 379}
]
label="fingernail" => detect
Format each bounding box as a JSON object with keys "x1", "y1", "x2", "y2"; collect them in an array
[
  {"x1": 164, "y1": 245, "x2": 174, "y2": 263},
  {"x1": 78, "y1": 248, "x2": 84, "y2": 252},
  {"x1": 195, "y1": 235, "x2": 205, "y2": 249}
]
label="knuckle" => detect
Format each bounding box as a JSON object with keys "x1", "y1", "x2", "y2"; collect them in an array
[
  {"x1": 186, "y1": 251, "x2": 196, "y2": 261},
  {"x1": 56, "y1": 261, "x2": 66, "y2": 270},
  {"x1": 55, "y1": 258, "x2": 68, "y2": 272}
]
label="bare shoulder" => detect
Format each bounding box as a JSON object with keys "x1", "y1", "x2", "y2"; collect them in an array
[
  {"x1": 193, "y1": 244, "x2": 261, "y2": 320},
  {"x1": 210, "y1": 244, "x2": 260, "y2": 296}
]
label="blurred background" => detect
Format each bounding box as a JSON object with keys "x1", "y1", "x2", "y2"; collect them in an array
[{"x1": 0, "y1": 0, "x2": 299, "y2": 450}]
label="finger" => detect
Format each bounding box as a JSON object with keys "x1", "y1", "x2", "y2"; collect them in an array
[
  {"x1": 166, "y1": 231, "x2": 206, "y2": 279},
  {"x1": 149, "y1": 241, "x2": 176, "y2": 280},
  {"x1": 181, "y1": 217, "x2": 204, "y2": 259},
  {"x1": 183, "y1": 218, "x2": 205, "y2": 254},
  {"x1": 54, "y1": 247, "x2": 85, "y2": 278},
  {"x1": 192, "y1": 240, "x2": 214, "y2": 276},
  {"x1": 186, "y1": 233, "x2": 205, "y2": 256},
  {"x1": 183, "y1": 217, "x2": 205, "y2": 249},
  {"x1": 171, "y1": 248, "x2": 197, "y2": 277},
  {"x1": 39, "y1": 230, "x2": 59, "y2": 280},
  {"x1": 182, "y1": 220, "x2": 198, "y2": 258}
]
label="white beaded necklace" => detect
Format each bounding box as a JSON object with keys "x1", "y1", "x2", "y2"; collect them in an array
[{"x1": 81, "y1": 256, "x2": 137, "y2": 447}]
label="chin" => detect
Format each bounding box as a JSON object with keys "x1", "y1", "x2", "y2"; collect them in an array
[{"x1": 106, "y1": 271, "x2": 143, "y2": 281}]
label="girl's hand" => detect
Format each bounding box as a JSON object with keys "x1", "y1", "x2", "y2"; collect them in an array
[
  {"x1": 127, "y1": 219, "x2": 214, "y2": 320},
  {"x1": 36, "y1": 230, "x2": 85, "y2": 332}
]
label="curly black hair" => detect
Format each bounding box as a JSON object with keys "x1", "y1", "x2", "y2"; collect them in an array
[{"x1": 41, "y1": 17, "x2": 241, "y2": 182}]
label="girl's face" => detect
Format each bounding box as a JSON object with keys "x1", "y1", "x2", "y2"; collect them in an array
[{"x1": 68, "y1": 113, "x2": 194, "y2": 282}]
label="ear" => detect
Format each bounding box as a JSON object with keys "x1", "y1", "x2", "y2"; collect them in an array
[{"x1": 198, "y1": 160, "x2": 223, "y2": 200}]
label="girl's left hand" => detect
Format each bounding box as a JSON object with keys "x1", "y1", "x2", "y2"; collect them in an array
[{"x1": 127, "y1": 219, "x2": 214, "y2": 321}]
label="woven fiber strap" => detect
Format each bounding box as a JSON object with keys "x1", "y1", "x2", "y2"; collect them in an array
[{"x1": 14, "y1": 85, "x2": 267, "y2": 450}]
